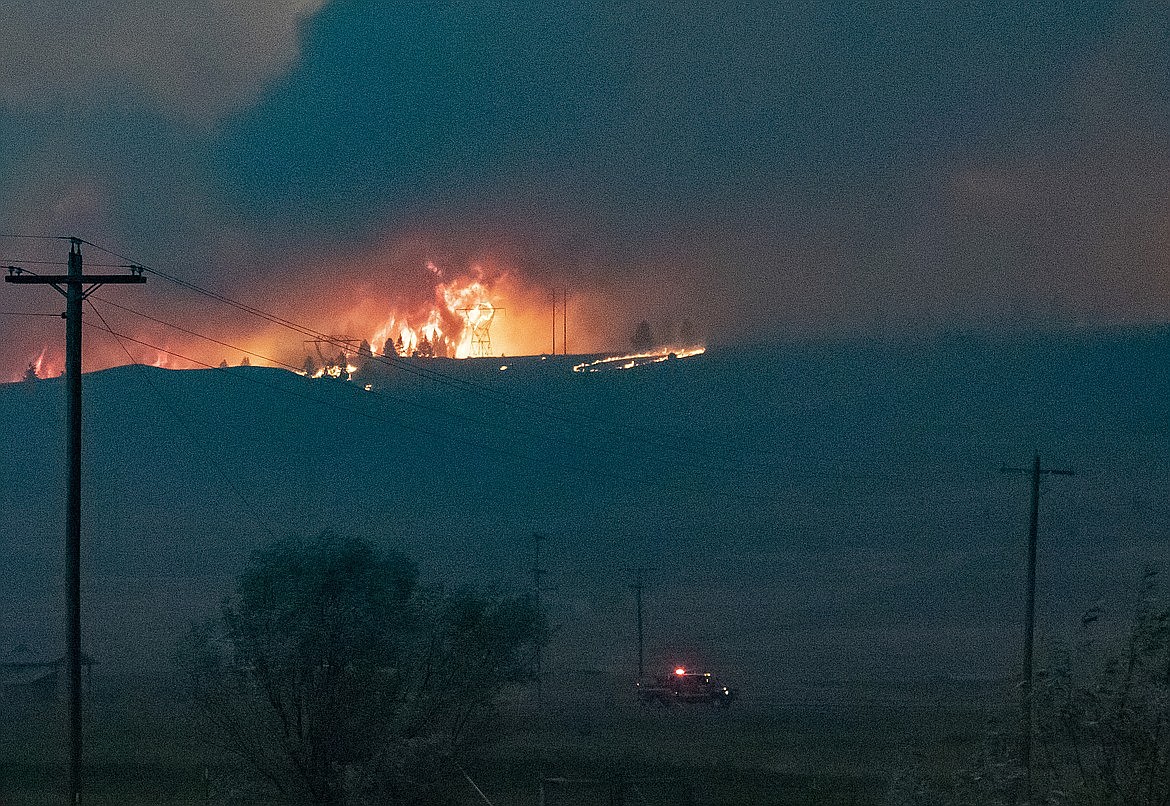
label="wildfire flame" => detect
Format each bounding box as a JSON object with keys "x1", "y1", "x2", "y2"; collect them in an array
[
  {"x1": 309, "y1": 363, "x2": 359, "y2": 380},
  {"x1": 367, "y1": 264, "x2": 500, "y2": 360},
  {"x1": 572, "y1": 346, "x2": 706, "y2": 373},
  {"x1": 14, "y1": 346, "x2": 59, "y2": 382}
]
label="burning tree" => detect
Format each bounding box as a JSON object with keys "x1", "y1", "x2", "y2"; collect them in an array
[
  {"x1": 181, "y1": 530, "x2": 542, "y2": 805},
  {"x1": 413, "y1": 336, "x2": 434, "y2": 359}
]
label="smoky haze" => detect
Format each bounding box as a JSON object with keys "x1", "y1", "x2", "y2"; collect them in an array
[{"x1": 1, "y1": 1, "x2": 1168, "y2": 378}]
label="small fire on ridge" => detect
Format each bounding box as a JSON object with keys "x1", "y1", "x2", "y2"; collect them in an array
[{"x1": 572, "y1": 346, "x2": 706, "y2": 373}]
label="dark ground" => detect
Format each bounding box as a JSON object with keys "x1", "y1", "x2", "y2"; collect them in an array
[{"x1": 0, "y1": 671, "x2": 1003, "y2": 805}]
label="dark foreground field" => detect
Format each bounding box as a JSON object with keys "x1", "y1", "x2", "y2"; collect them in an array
[{"x1": 0, "y1": 673, "x2": 1001, "y2": 805}]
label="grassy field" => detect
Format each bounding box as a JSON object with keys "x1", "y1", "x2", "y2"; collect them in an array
[{"x1": 0, "y1": 675, "x2": 1004, "y2": 805}]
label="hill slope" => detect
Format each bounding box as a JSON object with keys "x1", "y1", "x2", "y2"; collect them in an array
[{"x1": 1, "y1": 328, "x2": 1167, "y2": 693}]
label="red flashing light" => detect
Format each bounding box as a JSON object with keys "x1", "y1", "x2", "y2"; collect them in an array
[{"x1": 675, "y1": 667, "x2": 686, "y2": 676}]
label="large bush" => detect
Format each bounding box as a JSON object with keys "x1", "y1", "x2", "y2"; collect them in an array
[{"x1": 181, "y1": 530, "x2": 542, "y2": 805}]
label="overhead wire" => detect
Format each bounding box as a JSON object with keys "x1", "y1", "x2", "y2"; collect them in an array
[
  {"x1": 15, "y1": 238, "x2": 939, "y2": 493},
  {"x1": 76, "y1": 237, "x2": 769, "y2": 462},
  {"x1": 6, "y1": 243, "x2": 1039, "y2": 531},
  {"x1": 87, "y1": 293, "x2": 778, "y2": 482},
  {"x1": 78, "y1": 305, "x2": 781, "y2": 506},
  {"x1": 20, "y1": 243, "x2": 931, "y2": 495},
  {"x1": 0, "y1": 259, "x2": 126, "y2": 268},
  {"x1": 84, "y1": 299, "x2": 281, "y2": 539}
]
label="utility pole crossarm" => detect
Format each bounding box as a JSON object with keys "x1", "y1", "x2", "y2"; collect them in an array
[{"x1": 6, "y1": 274, "x2": 146, "y2": 284}]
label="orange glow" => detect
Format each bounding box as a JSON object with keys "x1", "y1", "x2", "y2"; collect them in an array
[
  {"x1": 675, "y1": 667, "x2": 686, "y2": 676},
  {"x1": 1, "y1": 234, "x2": 703, "y2": 380}
]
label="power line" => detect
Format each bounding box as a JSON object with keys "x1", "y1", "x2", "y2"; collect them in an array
[
  {"x1": 82, "y1": 276, "x2": 958, "y2": 499},
  {"x1": 91, "y1": 295, "x2": 293, "y2": 367},
  {"x1": 85, "y1": 300, "x2": 280, "y2": 540},
  {"x1": 0, "y1": 259, "x2": 127, "y2": 268},
  {"x1": 76, "y1": 237, "x2": 765, "y2": 463},
  {"x1": 73, "y1": 237, "x2": 966, "y2": 494},
  {"x1": 86, "y1": 295, "x2": 763, "y2": 482},
  {"x1": 82, "y1": 286, "x2": 786, "y2": 484},
  {"x1": 79, "y1": 315, "x2": 772, "y2": 504},
  {"x1": 24, "y1": 272, "x2": 960, "y2": 499}
]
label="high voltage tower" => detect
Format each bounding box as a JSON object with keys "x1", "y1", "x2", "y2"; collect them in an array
[
  {"x1": 456, "y1": 304, "x2": 502, "y2": 357},
  {"x1": 304, "y1": 336, "x2": 361, "y2": 372},
  {"x1": 5, "y1": 238, "x2": 145, "y2": 805},
  {"x1": 1000, "y1": 452, "x2": 1074, "y2": 802}
]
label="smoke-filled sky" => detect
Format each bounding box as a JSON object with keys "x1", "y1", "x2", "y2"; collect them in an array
[{"x1": 1, "y1": 1, "x2": 1167, "y2": 377}]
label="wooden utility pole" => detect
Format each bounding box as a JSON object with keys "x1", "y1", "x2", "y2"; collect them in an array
[
  {"x1": 1000, "y1": 451, "x2": 1074, "y2": 802},
  {"x1": 629, "y1": 567, "x2": 655, "y2": 680},
  {"x1": 531, "y1": 532, "x2": 548, "y2": 704},
  {"x1": 549, "y1": 289, "x2": 569, "y2": 356},
  {"x1": 6, "y1": 238, "x2": 145, "y2": 804}
]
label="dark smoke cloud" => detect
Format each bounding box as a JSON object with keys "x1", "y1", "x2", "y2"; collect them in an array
[{"x1": 0, "y1": 1, "x2": 1167, "y2": 376}]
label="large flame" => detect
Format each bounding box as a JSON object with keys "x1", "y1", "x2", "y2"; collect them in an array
[{"x1": 366, "y1": 263, "x2": 502, "y2": 359}]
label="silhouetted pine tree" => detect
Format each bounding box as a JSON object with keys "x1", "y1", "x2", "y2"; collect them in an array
[{"x1": 632, "y1": 320, "x2": 654, "y2": 350}]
